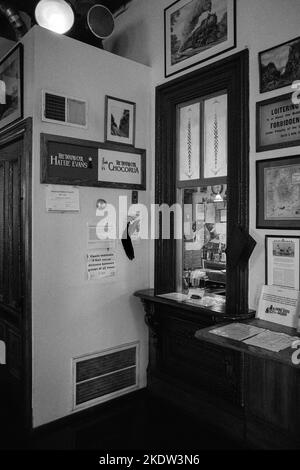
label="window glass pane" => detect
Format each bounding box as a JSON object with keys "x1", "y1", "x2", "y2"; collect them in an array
[
  {"x1": 178, "y1": 101, "x2": 200, "y2": 181},
  {"x1": 204, "y1": 93, "x2": 227, "y2": 178},
  {"x1": 179, "y1": 184, "x2": 227, "y2": 295}
]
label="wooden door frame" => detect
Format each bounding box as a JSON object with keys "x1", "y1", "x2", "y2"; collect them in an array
[
  {"x1": 155, "y1": 50, "x2": 249, "y2": 316},
  {"x1": 0, "y1": 117, "x2": 32, "y2": 430}
]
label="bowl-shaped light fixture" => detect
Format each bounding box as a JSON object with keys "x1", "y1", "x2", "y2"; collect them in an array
[{"x1": 35, "y1": 0, "x2": 75, "y2": 34}]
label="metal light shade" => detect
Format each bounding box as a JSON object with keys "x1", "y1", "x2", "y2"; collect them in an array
[{"x1": 35, "y1": 0, "x2": 75, "y2": 34}]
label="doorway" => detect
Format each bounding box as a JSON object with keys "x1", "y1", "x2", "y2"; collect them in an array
[{"x1": 0, "y1": 118, "x2": 32, "y2": 431}]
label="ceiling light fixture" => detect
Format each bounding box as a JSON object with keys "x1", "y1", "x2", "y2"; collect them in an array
[{"x1": 35, "y1": 0, "x2": 75, "y2": 34}]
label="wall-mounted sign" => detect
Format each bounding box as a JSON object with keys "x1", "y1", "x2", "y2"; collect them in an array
[
  {"x1": 256, "y1": 93, "x2": 300, "y2": 152},
  {"x1": 41, "y1": 134, "x2": 146, "y2": 190},
  {"x1": 98, "y1": 148, "x2": 145, "y2": 189},
  {"x1": 86, "y1": 252, "x2": 116, "y2": 281}
]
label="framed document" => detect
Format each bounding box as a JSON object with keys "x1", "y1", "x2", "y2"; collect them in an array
[
  {"x1": 256, "y1": 155, "x2": 300, "y2": 229},
  {"x1": 265, "y1": 235, "x2": 300, "y2": 290},
  {"x1": 256, "y1": 93, "x2": 300, "y2": 152}
]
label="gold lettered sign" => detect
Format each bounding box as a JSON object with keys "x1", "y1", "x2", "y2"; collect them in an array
[
  {"x1": 257, "y1": 93, "x2": 300, "y2": 151},
  {"x1": 41, "y1": 133, "x2": 146, "y2": 190}
]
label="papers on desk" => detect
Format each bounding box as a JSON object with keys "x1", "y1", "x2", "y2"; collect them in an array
[
  {"x1": 243, "y1": 331, "x2": 299, "y2": 352},
  {"x1": 210, "y1": 323, "x2": 265, "y2": 341},
  {"x1": 210, "y1": 322, "x2": 299, "y2": 352}
]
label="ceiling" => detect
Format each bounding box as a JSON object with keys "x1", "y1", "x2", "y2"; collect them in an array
[{"x1": 0, "y1": 0, "x2": 129, "y2": 41}]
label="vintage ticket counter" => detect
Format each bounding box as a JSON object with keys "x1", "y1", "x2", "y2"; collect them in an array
[{"x1": 135, "y1": 289, "x2": 300, "y2": 449}]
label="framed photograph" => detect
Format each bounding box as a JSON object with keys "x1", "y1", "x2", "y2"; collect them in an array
[
  {"x1": 265, "y1": 235, "x2": 300, "y2": 290},
  {"x1": 259, "y1": 36, "x2": 300, "y2": 93},
  {"x1": 105, "y1": 95, "x2": 136, "y2": 147},
  {"x1": 164, "y1": 0, "x2": 236, "y2": 78},
  {"x1": 256, "y1": 155, "x2": 300, "y2": 229},
  {"x1": 256, "y1": 93, "x2": 300, "y2": 152},
  {"x1": 0, "y1": 43, "x2": 23, "y2": 131},
  {"x1": 41, "y1": 133, "x2": 146, "y2": 190}
]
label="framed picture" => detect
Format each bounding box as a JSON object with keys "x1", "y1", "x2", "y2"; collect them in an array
[
  {"x1": 265, "y1": 235, "x2": 300, "y2": 290},
  {"x1": 259, "y1": 36, "x2": 300, "y2": 93},
  {"x1": 256, "y1": 93, "x2": 300, "y2": 152},
  {"x1": 41, "y1": 133, "x2": 146, "y2": 190},
  {"x1": 0, "y1": 43, "x2": 23, "y2": 131},
  {"x1": 105, "y1": 95, "x2": 136, "y2": 147},
  {"x1": 164, "y1": 0, "x2": 236, "y2": 78},
  {"x1": 256, "y1": 155, "x2": 300, "y2": 229}
]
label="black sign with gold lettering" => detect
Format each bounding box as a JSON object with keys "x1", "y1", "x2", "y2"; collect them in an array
[{"x1": 41, "y1": 134, "x2": 98, "y2": 185}]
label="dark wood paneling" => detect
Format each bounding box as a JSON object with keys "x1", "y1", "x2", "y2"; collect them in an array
[
  {"x1": 0, "y1": 118, "x2": 32, "y2": 430},
  {"x1": 245, "y1": 355, "x2": 300, "y2": 439}
]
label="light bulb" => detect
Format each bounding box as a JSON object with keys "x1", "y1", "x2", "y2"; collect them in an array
[{"x1": 35, "y1": 0, "x2": 74, "y2": 34}]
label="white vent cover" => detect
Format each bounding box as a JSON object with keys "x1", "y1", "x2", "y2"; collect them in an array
[
  {"x1": 42, "y1": 90, "x2": 87, "y2": 128},
  {"x1": 72, "y1": 342, "x2": 139, "y2": 411}
]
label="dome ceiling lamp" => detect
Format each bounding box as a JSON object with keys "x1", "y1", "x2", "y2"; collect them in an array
[{"x1": 34, "y1": 0, "x2": 75, "y2": 35}]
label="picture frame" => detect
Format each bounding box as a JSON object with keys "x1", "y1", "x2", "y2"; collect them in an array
[
  {"x1": 41, "y1": 133, "x2": 146, "y2": 190},
  {"x1": 164, "y1": 0, "x2": 236, "y2": 78},
  {"x1": 256, "y1": 93, "x2": 300, "y2": 152},
  {"x1": 265, "y1": 235, "x2": 300, "y2": 290},
  {"x1": 105, "y1": 95, "x2": 136, "y2": 147},
  {"x1": 0, "y1": 43, "x2": 23, "y2": 131},
  {"x1": 256, "y1": 155, "x2": 300, "y2": 229},
  {"x1": 259, "y1": 36, "x2": 300, "y2": 93}
]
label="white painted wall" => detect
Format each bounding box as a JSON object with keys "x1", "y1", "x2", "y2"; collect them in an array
[
  {"x1": 105, "y1": 0, "x2": 300, "y2": 310},
  {"x1": 22, "y1": 26, "x2": 151, "y2": 427}
]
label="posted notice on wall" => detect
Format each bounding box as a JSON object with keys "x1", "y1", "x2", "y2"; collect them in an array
[
  {"x1": 86, "y1": 252, "x2": 116, "y2": 281},
  {"x1": 257, "y1": 284, "x2": 300, "y2": 328},
  {"x1": 266, "y1": 236, "x2": 300, "y2": 290},
  {"x1": 45, "y1": 185, "x2": 80, "y2": 212}
]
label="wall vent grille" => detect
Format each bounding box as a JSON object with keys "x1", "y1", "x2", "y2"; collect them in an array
[
  {"x1": 42, "y1": 90, "x2": 87, "y2": 128},
  {"x1": 73, "y1": 342, "x2": 139, "y2": 410}
]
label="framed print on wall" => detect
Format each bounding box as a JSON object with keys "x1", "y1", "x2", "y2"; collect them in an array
[
  {"x1": 265, "y1": 235, "x2": 300, "y2": 290},
  {"x1": 105, "y1": 95, "x2": 136, "y2": 147},
  {"x1": 0, "y1": 43, "x2": 23, "y2": 131},
  {"x1": 259, "y1": 36, "x2": 300, "y2": 93},
  {"x1": 164, "y1": 0, "x2": 236, "y2": 78},
  {"x1": 256, "y1": 155, "x2": 300, "y2": 229},
  {"x1": 256, "y1": 93, "x2": 300, "y2": 152}
]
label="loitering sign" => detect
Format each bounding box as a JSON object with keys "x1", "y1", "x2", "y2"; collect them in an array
[
  {"x1": 41, "y1": 134, "x2": 146, "y2": 190},
  {"x1": 257, "y1": 93, "x2": 300, "y2": 151}
]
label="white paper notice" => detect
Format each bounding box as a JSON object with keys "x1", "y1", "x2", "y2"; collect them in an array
[
  {"x1": 46, "y1": 185, "x2": 80, "y2": 212},
  {"x1": 87, "y1": 252, "x2": 116, "y2": 281},
  {"x1": 257, "y1": 285, "x2": 300, "y2": 328}
]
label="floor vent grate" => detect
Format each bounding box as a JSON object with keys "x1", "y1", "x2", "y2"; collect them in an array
[{"x1": 73, "y1": 342, "x2": 139, "y2": 410}]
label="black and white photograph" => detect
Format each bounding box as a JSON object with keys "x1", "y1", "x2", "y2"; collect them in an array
[
  {"x1": 0, "y1": 43, "x2": 23, "y2": 130},
  {"x1": 1, "y1": 0, "x2": 300, "y2": 459},
  {"x1": 164, "y1": 0, "x2": 236, "y2": 77},
  {"x1": 105, "y1": 95, "x2": 136, "y2": 146},
  {"x1": 259, "y1": 36, "x2": 300, "y2": 93}
]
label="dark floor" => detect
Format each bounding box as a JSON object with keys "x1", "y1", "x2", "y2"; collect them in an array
[{"x1": 0, "y1": 389, "x2": 247, "y2": 450}]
